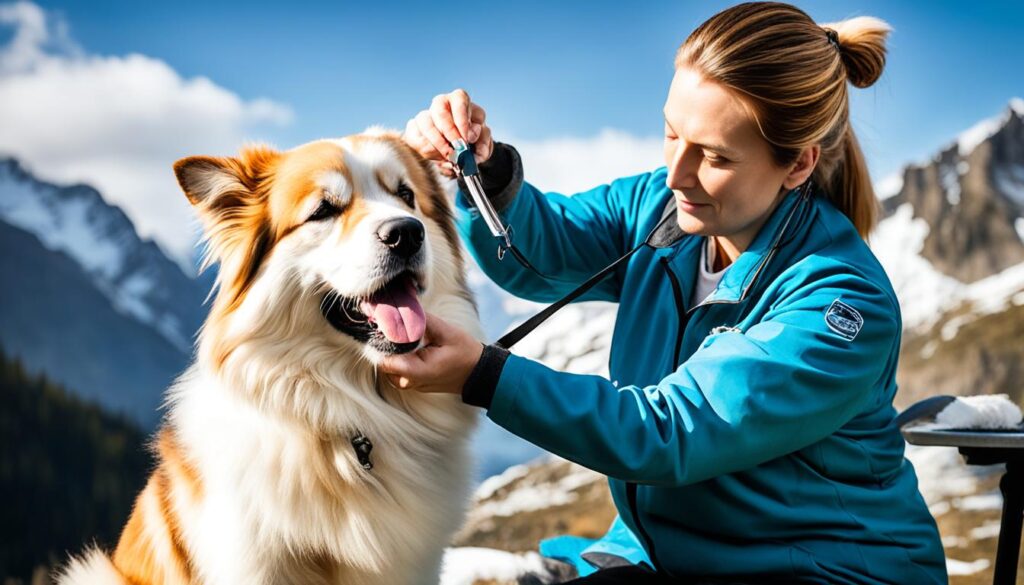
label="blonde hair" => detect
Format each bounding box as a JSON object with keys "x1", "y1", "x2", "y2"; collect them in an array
[{"x1": 675, "y1": 2, "x2": 892, "y2": 238}]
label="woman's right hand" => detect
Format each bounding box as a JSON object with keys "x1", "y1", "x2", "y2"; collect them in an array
[{"x1": 403, "y1": 89, "x2": 493, "y2": 178}]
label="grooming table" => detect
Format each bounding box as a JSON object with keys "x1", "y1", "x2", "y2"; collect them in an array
[{"x1": 903, "y1": 426, "x2": 1024, "y2": 585}]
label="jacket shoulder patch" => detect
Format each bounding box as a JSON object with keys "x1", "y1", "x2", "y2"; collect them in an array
[{"x1": 825, "y1": 299, "x2": 863, "y2": 341}]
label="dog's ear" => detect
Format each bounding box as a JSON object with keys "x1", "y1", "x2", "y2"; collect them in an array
[
  {"x1": 174, "y1": 147, "x2": 279, "y2": 284},
  {"x1": 173, "y1": 156, "x2": 245, "y2": 207},
  {"x1": 174, "y1": 146, "x2": 279, "y2": 208}
]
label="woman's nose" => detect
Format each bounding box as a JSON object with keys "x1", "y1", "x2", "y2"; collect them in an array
[{"x1": 665, "y1": 142, "x2": 699, "y2": 190}]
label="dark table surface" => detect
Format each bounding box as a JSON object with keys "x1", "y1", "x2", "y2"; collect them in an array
[{"x1": 902, "y1": 425, "x2": 1024, "y2": 449}]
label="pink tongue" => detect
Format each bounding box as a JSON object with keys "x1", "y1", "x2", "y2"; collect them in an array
[{"x1": 359, "y1": 278, "x2": 425, "y2": 344}]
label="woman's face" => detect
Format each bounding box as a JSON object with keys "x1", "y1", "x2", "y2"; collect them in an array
[{"x1": 663, "y1": 66, "x2": 803, "y2": 250}]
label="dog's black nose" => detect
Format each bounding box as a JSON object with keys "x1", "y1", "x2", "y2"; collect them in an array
[{"x1": 376, "y1": 217, "x2": 424, "y2": 259}]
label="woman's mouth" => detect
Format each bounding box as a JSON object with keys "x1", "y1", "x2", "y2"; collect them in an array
[{"x1": 676, "y1": 197, "x2": 710, "y2": 213}]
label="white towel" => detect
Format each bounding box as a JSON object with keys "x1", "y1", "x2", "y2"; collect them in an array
[{"x1": 927, "y1": 394, "x2": 1023, "y2": 430}]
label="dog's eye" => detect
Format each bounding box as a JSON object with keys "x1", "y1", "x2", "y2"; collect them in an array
[
  {"x1": 306, "y1": 199, "x2": 340, "y2": 222},
  {"x1": 396, "y1": 181, "x2": 415, "y2": 207}
]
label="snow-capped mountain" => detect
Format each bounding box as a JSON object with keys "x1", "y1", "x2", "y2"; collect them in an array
[
  {"x1": 0, "y1": 158, "x2": 213, "y2": 425},
  {"x1": 873, "y1": 99, "x2": 1024, "y2": 331},
  {"x1": 0, "y1": 158, "x2": 210, "y2": 352}
]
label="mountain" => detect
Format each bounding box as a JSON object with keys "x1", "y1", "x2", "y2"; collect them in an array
[
  {"x1": 0, "y1": 158, "x2": 212, "y2": 426},
  {"x1": 0, "y1": 158, "x2": 212, "y2": 352},
  {"x1": 871, "y1": 99, "x2": 1024, "y2": 406},
  {"x1": 879, "y1": 99, "x2": 1024, "y2": 284},
  {"x1": 0, "y1": 221, "x2": 189, "y2": 426}
]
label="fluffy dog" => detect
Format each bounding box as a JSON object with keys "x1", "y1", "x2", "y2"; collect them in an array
[{"x1": 57, "y1": 129, "x2": 481, "y2": 585}]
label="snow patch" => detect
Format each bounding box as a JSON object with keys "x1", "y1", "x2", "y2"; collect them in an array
[
  {"x1": 0, "y1": 174, "x2": 125, "y2": 278},
  {"x1": 940, "y1": 163, "x2": 961, "y2": 205},
  {"x1": 441, "y1": 548, "x2": 565, "y2": 585},
  {"x1": 956, "y1": 107, "x2": 1014, "y2": 157},
  {"x1": 1011, "y1": 97, "x2": 1024, "y2": 116},
  {"x1": 472, "y1": 463, "x2": 602, "y2": 519},
  {"x1": 919, "y1": 339, "x2": 939, "y2": 360},
  {"x1": 995, "y1": 164, "x2": 1024, "y2": 206},
  {"x1": 946, "y1": 557, "x2": 990, "y2": 576},
  {"x1": 968, "y1": 521, "x2": 1002, "y2": 541},
  {"x1": 473, "y1": 464, "x2": 531, "y2": 501},
  {"x1": 871, "y1": 204, "x2": 962, "y2": 332},
  {"x1": 954, "y1": 492, "x2": 1004, "y2": 512},
  {"x1": 874, "y1": 172, "x2": 903, "y2": 200},
  {"x1": 873, "y1": 203, "x2": 1024, "y2": 335},
  {"x1": 904, "y1": 445, "x2": 991, "y2": 505}
]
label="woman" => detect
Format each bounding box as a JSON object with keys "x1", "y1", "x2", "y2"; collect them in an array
[{"x1": 386, "y1": 2, "x2": 946, "y2": 583}]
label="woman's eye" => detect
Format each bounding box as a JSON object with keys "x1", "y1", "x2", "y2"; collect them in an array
[
  {"x1": 396, "y1": 181, "x2": 415, "y2": 207},
  {"x1": 306, "y1": 199, "x2": 340, "y2": 222},
  {"x1": 704, "y1": 152, "x2": 729, "y2": 164}
]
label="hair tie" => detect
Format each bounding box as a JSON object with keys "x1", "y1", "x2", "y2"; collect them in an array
[{"x1": 824, "y1": 28, "x2": 840, "y2": 50}]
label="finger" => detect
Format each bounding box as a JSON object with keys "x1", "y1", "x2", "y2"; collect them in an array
[
  {"x1": 474, "y1": 126, "x2": 493, "y2": 163},
  {"x1": 469, "y1": 103, "x2": 486, "y2": 125},
  {"x1": 449, "y1": 89, "x2": 474, "y2": 143},
  {"x1": 422, "y1": 313, "x2": 452, "y2": 345},
  {"x1": 438, "y1": 161, "x2": 456, "y2": 177},
  {"x1": 402, "y1": 117, "x2": 427, "y2": 151},
  {"x1": 415, "y1": 110, "x2": 452, "y2": 161},
  {"x1": 379, "y1": 353, "x2": 423, "y2": 378},
  {"x1": 434, "y1": 161, "x2": 456, "y2": 178},
  {"x1": 429, "y1": 94, "x2": 464, "y2": 147}
]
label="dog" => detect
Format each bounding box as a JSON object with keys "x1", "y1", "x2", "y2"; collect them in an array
[{"x1": 57, "y1": 129, "x2": 482, "y2": 585}]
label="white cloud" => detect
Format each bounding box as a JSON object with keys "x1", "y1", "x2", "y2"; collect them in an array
[{"x1": 0, "y1": 1, "x2": 292, "y2": 271}]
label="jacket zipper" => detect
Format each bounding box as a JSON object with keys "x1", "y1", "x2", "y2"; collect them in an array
[
  {"x1": 660, "y1": 256, "x2": 688, "y2": 366},
  {"x1": 620, "y1": 256, "x2": 689, "y2": 574},
  {"x1": 626, "y1": 481, "x2": 662, "y2": 571}
]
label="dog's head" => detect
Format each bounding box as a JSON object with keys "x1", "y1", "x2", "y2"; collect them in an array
[{"x1": 175, "y1": 129, "x2": 470, "y2": 370}]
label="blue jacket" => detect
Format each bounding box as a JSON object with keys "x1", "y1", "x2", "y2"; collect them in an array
[{"x1": 454, "y1": 148, "x2": 947, "y2": 584}]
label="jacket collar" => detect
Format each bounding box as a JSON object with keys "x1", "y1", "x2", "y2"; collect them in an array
[{"x1": 662, "y1": 185, "x2": 813, "y2": 307}]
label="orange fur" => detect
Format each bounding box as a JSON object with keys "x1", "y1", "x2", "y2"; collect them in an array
[{"x1": 111, "y1": 468, "x2": 193, "y2": 585}]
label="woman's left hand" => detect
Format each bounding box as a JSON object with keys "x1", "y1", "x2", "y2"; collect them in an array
[{"x1": 379, "y1": 313, "x2": 484, "y2": 394}]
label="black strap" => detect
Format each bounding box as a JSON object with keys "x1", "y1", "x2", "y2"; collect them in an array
[
  {"x1": 496, "y1": 241, "x2": 646, "y2": 349},
  {"x1": 495, "y1": 201, "x2": 680, "y2": 350},
  {"x1": 506, "y1": 242, "x2": 549, "y2": 280}
]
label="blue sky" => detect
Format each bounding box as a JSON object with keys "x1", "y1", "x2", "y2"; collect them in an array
[
  {"x1": 2, "y1": 1, "x2": 1022, "y2": 263},
  {"x1": 38, "y1": 0, "x2": 1024, "y2": 178}
]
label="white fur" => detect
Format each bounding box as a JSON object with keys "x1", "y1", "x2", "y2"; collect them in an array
[
  {"x1": 315, "y1": 169, "x2": 353, "y2": 209},
  {"x1": 59, "y1": 137, "x2": 481, "y2": 584},
  {"x1": 55, "y1": 547, "x2": 125, "y2": 585}
]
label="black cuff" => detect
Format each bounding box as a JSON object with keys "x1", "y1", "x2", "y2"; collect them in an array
[
  {"x1": 456, "y1": 142, "x2": 524, "y2": 213},
  {"x1": 461, "y1": 344, "x2": 511, "y2": 409}
]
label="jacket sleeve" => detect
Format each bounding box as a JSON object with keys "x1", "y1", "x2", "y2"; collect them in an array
[
  {"x1": 454, "y1": 143, "x2": 655, "y2": 304},
  {"x1": 478, "y1": 270, "x2": 901, "y2": 486}
]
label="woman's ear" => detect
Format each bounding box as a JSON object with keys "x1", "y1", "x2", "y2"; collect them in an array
[{"x1": 782, "y1": 145, "x2": 820, "y2": 190}]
